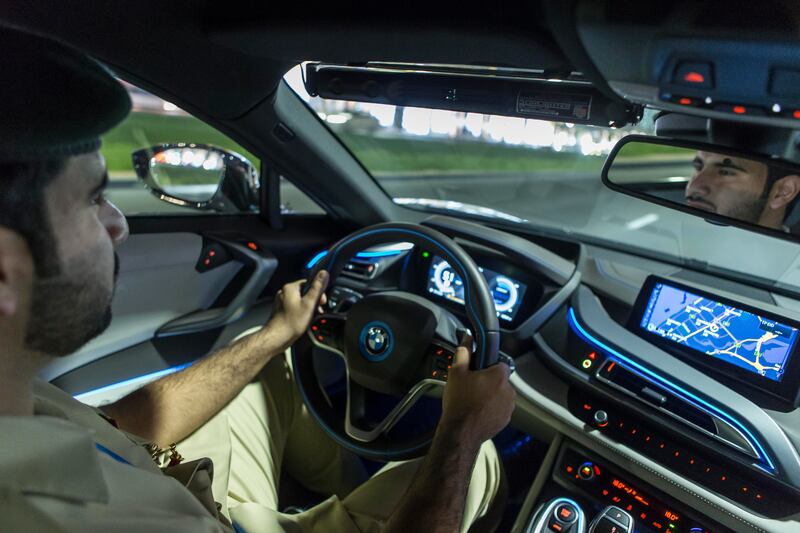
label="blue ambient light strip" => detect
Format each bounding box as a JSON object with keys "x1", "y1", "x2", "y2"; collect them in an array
[
  {"x1": 306, "y1": 250, "x2": 329, "y2": 269},
  {"x1": 73, "y1": 362, "x2": 193, "y2": 401},
  {"x1": 305, "y1": 248, "x2": 407, "y2": 269},
  {"x1": 567, "y1": 307, "x2": 776, "y2": 472}
]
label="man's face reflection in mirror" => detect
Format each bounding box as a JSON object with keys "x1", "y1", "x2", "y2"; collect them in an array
[{"x1": 685, "y1": 151, "x2": 800, "y2": 231}]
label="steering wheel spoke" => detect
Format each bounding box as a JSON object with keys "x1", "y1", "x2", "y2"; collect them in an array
[{"x1": 345, "y1": 376, "x2": 443, "y2": 443}]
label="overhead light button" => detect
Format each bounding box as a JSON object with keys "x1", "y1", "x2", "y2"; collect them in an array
[{"x1": 673, "y1": 61, "x2": 714, "y2": 89}]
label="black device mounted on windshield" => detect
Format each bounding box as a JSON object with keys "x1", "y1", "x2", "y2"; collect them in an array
[
  {"x1": 303, "y1": 62, "x2": 643, "y2": 128},
  {"x1": 630, "y1": 275, "x2": 800, "y2": 409}
]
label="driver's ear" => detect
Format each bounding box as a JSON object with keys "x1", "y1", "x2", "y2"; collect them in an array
[
  {"x1": 768, "y1": 174, "x2": 800, "y2": 210},
  {"x1": 0, "y1": 226, "x2": 33, "y2": 317}
]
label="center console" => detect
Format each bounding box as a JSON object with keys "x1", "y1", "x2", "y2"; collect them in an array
[{"x1": 534, "y1": 280, "x2": 800, "y2": 521}]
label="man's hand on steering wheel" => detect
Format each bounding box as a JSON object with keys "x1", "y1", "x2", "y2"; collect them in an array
[
  {"x1": 267, "y1": 270, "x2": 329, "y2": 352},
  {"x1": 384, "y1": 334, "x2": 515, "y2": 533},
  {"x1": 442, "y1": 334, "x2": 516, "y2": 444}
]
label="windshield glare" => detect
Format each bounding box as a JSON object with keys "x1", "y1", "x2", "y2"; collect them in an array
[{"x1": 283, "y1": 65, "x2": 800, "y2": 293}]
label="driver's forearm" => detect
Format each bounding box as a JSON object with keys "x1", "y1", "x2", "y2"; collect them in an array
[
  {"x1": 384, "y1": 420, "x2": 482, "y2": 533},
  {"x1": 103, "y1": 324, "x2": 287, "y2": 447}
]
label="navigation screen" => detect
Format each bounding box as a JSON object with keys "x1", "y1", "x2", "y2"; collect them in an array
[
  {"x1": 426, "y1": 255, "x2": 527, "y2": 322},
  {"x1": 640, "y1": 283, "x2": 798, "y2": 382}
]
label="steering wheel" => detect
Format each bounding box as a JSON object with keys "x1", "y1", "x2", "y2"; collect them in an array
[{"x1": 292, "y1": 222, "x2": 500, "y2": 461}]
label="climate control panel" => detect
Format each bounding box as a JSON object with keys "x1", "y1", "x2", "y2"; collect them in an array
[{"x1": 555, "y1": 445, "x2": 724, "y2": 533}]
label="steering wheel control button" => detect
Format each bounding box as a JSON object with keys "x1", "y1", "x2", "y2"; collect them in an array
[
  {"x1": 309, "y1": 316, "x2": 345, "y2": 352},
  {"x1": 554, "y1": 504, "x2": 578, "y2": 524},
  {"x1": 328, "y1": 286, "x2": 362, "y2": 313},
  {"x1": 430, "y1": 344, "x2": 454, "y2": 381},
  {"x1": 593, "y1": 410, "x2": 609, "y2": 428}
]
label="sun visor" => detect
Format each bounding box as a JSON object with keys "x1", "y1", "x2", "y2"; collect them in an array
[{"x1": 304, "y1": 63, "x2": 643, "y2": 128}]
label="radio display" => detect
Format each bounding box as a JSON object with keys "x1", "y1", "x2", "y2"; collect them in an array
[
  {"x1": 426, "y1": 255, "x2": 527, "y2": 322},
  {"x1": 639, "y1": 282, "x2": 798, "y2": 383}
]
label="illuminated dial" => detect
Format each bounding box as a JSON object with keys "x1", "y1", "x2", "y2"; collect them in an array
[
  {"x1": 490, "y1": 276, "x2": 519, "y2": 313},
  {"x1": 432, "y1": 260, "x2": 461, "y2": 295}
]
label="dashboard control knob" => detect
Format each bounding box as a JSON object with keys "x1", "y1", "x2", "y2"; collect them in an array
[
  {"x1": 578, "y1": 462, "x2": 595, "y2": 480},
  {"x1": 593, "y1": 410, "x2": 609, "y2": 428},
  {"x1": 589, "y1": 505, "x2": 634, "y2": 533}
]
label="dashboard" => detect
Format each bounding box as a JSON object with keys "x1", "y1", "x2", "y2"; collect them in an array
[{"x1": 313, "y1": 215, "x2": 800, "y2": 533}]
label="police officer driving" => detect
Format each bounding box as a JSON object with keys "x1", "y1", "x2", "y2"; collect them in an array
[{"x1": 0, "y1": 27, "x2": 515, "y2": 533}]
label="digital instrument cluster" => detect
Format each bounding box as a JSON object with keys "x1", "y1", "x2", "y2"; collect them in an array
[{"x1": 426, "y1": 255, "x2": 527, "y2": 322}]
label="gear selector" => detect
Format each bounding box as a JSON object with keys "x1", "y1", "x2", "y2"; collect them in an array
[
  {"x1": 587, "y1": 506, "x2": 634, "y2": 533},
  {"x1": 526, "y1": 498, "x2": 586, "y2": 533}
]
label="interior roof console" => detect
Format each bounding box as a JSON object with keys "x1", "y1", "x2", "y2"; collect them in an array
[{"x1": 653, "y1": 38, "x2": 800, "y2": 125}]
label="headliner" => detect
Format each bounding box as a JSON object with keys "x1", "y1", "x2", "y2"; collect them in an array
[{"x1": 0, "y1": 1, "x2": 571, "y2": 121}]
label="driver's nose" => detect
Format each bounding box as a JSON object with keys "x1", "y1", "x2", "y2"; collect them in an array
[
  {"x1": 686, "y1": 169, "x2": 712, "y2": 199},
  {"x1": 100, "y1": 198, "x2": 129, "y2": 247}
]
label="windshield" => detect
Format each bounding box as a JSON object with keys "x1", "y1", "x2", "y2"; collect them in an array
[{"x1": 284, "y1": 66, "x2": 800, "y2": 294}]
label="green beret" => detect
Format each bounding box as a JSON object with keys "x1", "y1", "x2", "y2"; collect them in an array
[{"x1": 0, "y1": 26, "x2": 131, "y2": 160}]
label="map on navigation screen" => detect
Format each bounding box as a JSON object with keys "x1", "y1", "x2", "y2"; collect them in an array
[{"x1": 640, "y1": 283, "x2": 798, "y2": 382}]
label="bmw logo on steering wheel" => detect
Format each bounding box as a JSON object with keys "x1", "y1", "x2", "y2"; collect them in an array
[{"x1": 359, "y1": 321, "x2": 394, "y2": 361}]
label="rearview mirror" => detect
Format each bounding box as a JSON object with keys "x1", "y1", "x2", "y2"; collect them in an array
[
  {"x1": 132, "y1": 143, "x2": 259, "y2": 213},
  {"x1": 602, "y1": 135, "x2": 800, "y2": 242}
]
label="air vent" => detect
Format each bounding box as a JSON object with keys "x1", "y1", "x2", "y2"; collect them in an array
[
  {"x1": 596, "y1": 360, "x2": 759, "y2": 459},
  {"x1": 341, "y1": 258, "x2": 379, "y2": 280}
]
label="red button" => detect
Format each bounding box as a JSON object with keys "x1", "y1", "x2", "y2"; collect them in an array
[
  {"x1": 555, "y1": 504, "x2": 577, "y2": 524},
  {"x1": 683, "y1": 71, "x2": 705, "y2": 83}
]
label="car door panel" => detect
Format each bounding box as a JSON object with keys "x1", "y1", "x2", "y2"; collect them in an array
[
  {"x1": 42, "y1": 214, "x2": 351, "y2": 403},
  {"x1": 52, "y1": 302, "x2": 273, "y2": 406},
  {"x1": 40, "y1": 233, "x2": 242, "y2": 381}
]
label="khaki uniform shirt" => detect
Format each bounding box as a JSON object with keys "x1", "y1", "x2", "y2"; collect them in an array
[{"x1": 0, "y1": 379, "x2": 233, "y2": 533}]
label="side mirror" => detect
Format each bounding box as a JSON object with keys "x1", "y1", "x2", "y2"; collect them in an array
[{"x1": 132, "y1": 144, "x2": 259, "y2": 213}]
